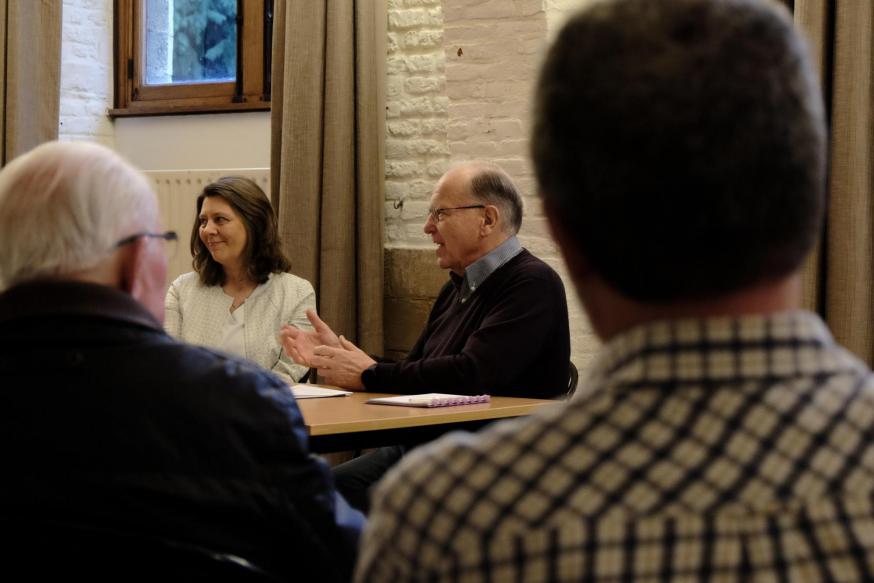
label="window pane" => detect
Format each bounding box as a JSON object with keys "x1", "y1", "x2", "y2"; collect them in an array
[{"x1": 144, "y1": 0, "x2": 237, "y2": 85}]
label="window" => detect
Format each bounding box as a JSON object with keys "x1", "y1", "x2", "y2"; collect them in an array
[{"x1": 112, "y1": 0, "x2": 273, "y2": 116}]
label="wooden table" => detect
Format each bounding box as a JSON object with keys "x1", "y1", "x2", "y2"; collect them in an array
[{"x1": 297, "y1": 392, "x2": 555, "y2": 453}]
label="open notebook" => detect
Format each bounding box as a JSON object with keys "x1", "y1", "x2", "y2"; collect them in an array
[{"x1": 366, "y1": 393, "x2": 490, "y2": 408}]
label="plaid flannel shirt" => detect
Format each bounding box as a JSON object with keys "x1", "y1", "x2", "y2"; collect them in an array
[{"x1": 356, "y1": 311, "x2": 874, "y2": 582}]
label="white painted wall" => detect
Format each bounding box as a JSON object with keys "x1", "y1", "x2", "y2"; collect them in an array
[{"x1": 114, "y1": 112, "x2": 271, "y2": 171}]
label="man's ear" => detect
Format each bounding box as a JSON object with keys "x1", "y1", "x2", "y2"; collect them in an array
[
  {"x1": 119, "y1": 236, "x2": 168, "y2": 322},
  {"x1": 543, "y1": 196, "x2": 593, "y2": 283},
  {"x1": 117, "y1": 239, "x2": 142, "y2": 294},
  {"x1": 481, "y1": 204, "x2": 499, "y2": 236}
]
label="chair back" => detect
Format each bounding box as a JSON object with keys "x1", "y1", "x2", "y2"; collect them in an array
[
  {"x1": 299, "y1": 367, "x2": 314, "y2": 383},
  {"x1": 565, "y1": 361, "x2": 579, "y2": 399}
]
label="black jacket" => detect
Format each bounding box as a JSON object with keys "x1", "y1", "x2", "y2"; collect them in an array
[{"x1": 0, "y1": 280, "x2": 363, "y2": 580}]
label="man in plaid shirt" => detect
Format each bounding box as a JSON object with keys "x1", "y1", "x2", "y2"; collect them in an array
[{"x1": 357, "y1": 0, "x2": 874, "y2": 580}]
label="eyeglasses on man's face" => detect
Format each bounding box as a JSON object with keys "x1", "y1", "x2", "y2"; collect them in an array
[
  {"x1": 426, "y1": 204, "x2": 485, "y2": 223},
  {"x1": 113, "y1": 231, "x2": 179, "y2": 259}
]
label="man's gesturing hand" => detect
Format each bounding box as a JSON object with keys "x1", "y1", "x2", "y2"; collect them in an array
[
  {"x1": 280, "y1": 309, "x2": 340, "y2": 368},
  {"x1": 310, "y1": 335, "x2": 376, "y2": 390}
]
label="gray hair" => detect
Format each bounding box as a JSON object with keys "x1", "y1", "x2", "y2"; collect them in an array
[
  {"x1": 0, "y1": 141, "x2": 157, "y2": 289},
  {"x1": 467, "y1": 163, "x2": 524, "y2": 234}
]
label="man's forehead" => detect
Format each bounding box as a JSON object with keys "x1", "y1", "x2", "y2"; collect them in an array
[{"x1": 431, "y1": 170, "x2": 470, "y2": 204}]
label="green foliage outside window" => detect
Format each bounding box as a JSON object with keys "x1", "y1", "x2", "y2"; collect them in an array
[{"x1": 172, "y1": 0, "x2": 237, "y2": 83}]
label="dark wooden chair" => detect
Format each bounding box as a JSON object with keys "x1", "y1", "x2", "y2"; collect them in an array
[{"x1": 565, "y1": 361, "x2": 579, "y2": 399}]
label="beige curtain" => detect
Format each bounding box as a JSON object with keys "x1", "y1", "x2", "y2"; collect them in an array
[
  {"x1": 270, "y1": 0, "x2": 386, "y2": 354},
  {"x1": 796, "y1": 1, "x2": 874, "y2": 364},
  {"x1": 0, "y1": 0, "x2": 61, "y2": 164}
]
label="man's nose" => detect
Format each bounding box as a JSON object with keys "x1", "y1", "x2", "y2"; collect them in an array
[{"x1": 423, "y1": 216, "x2": 436, "y2": 234}]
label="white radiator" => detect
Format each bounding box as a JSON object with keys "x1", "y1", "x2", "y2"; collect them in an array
[{"x1": 145, "y1": 169, "x2": 271, "y2": 284}]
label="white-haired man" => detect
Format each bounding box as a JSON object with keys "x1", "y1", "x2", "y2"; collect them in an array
[{"x1": 0, "y1": 141, "x2": 363, "y2": 579}]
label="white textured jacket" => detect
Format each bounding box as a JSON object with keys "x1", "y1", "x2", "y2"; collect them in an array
[{"x1": 164, "y1": 271, "x2": 315, "y2": 383}]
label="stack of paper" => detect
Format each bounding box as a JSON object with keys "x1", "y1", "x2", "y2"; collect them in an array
[{"x1": 290, "y1": 385, "x2": 353, "y2": 399}]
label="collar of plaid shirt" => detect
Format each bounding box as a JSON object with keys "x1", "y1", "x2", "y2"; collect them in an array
[{"x1": 579, "y1": 309, "x2": 864, "y2": 397}]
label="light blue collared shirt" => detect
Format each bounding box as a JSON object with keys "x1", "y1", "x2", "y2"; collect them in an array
[{"x1": 456, "y1": 235, "x2": 523, "y2": 303}]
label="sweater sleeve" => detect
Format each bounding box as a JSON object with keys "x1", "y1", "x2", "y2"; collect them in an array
[
  {"x1": 270, "y1": 276, "x2": 316, "y2": 383},
  {"x1": 364, "y1": 267, "x2": 564, "y2": 396}
]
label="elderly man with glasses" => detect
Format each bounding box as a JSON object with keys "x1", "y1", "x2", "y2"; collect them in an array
[
  {"x1": 282, "y1": 161, "x2": 571, "y2": 512},
  {"x1": 0, "y1": 141, "x2": 363, "y2": 580}
]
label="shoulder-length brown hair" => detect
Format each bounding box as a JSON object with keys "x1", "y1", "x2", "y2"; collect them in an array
[{"x1": 190, "y1": 176, "x2": 291, "y2": 286}]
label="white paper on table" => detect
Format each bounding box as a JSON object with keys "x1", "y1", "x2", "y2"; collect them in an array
[{"x1": 290, "y1": 385, "x2": 353, "y2": 399}]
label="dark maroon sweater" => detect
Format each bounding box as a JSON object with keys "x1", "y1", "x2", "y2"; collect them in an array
[{"x1": 362, "y1": 250, "x2": 571, "y2": 398}]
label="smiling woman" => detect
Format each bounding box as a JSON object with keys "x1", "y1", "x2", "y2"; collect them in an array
[
  {"x1": 198, "y1": 196, "x2": 249, "y2": 274},
  {"x1": 163, "y1": 176, "x2": 315, "y2": 383}
]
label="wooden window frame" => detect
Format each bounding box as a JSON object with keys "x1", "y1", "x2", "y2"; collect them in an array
[{"x1": 111, "y1": 0, "x2": 272, "y2": 117}]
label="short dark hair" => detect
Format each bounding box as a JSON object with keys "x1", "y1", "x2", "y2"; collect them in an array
[
  {"x1": 191, "y1": 176, "x2": 291, "y2": 286},
  {"x1": 532, "y1": 0, "x2": 826, "y2": 302},
  {"x1": 468, "y1": 164, "x2": 524, "y2": 234}
]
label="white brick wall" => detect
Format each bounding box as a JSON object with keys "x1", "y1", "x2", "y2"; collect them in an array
[
  {"x1": 385, "y1": 0, "x2": 451, "y2": 246},
  {"x1": 546, "y1": 0, "x2": 597, "y2": 39},
  {"x1": 59, "y1": 0, "x2": 115, "y2": 146}
]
